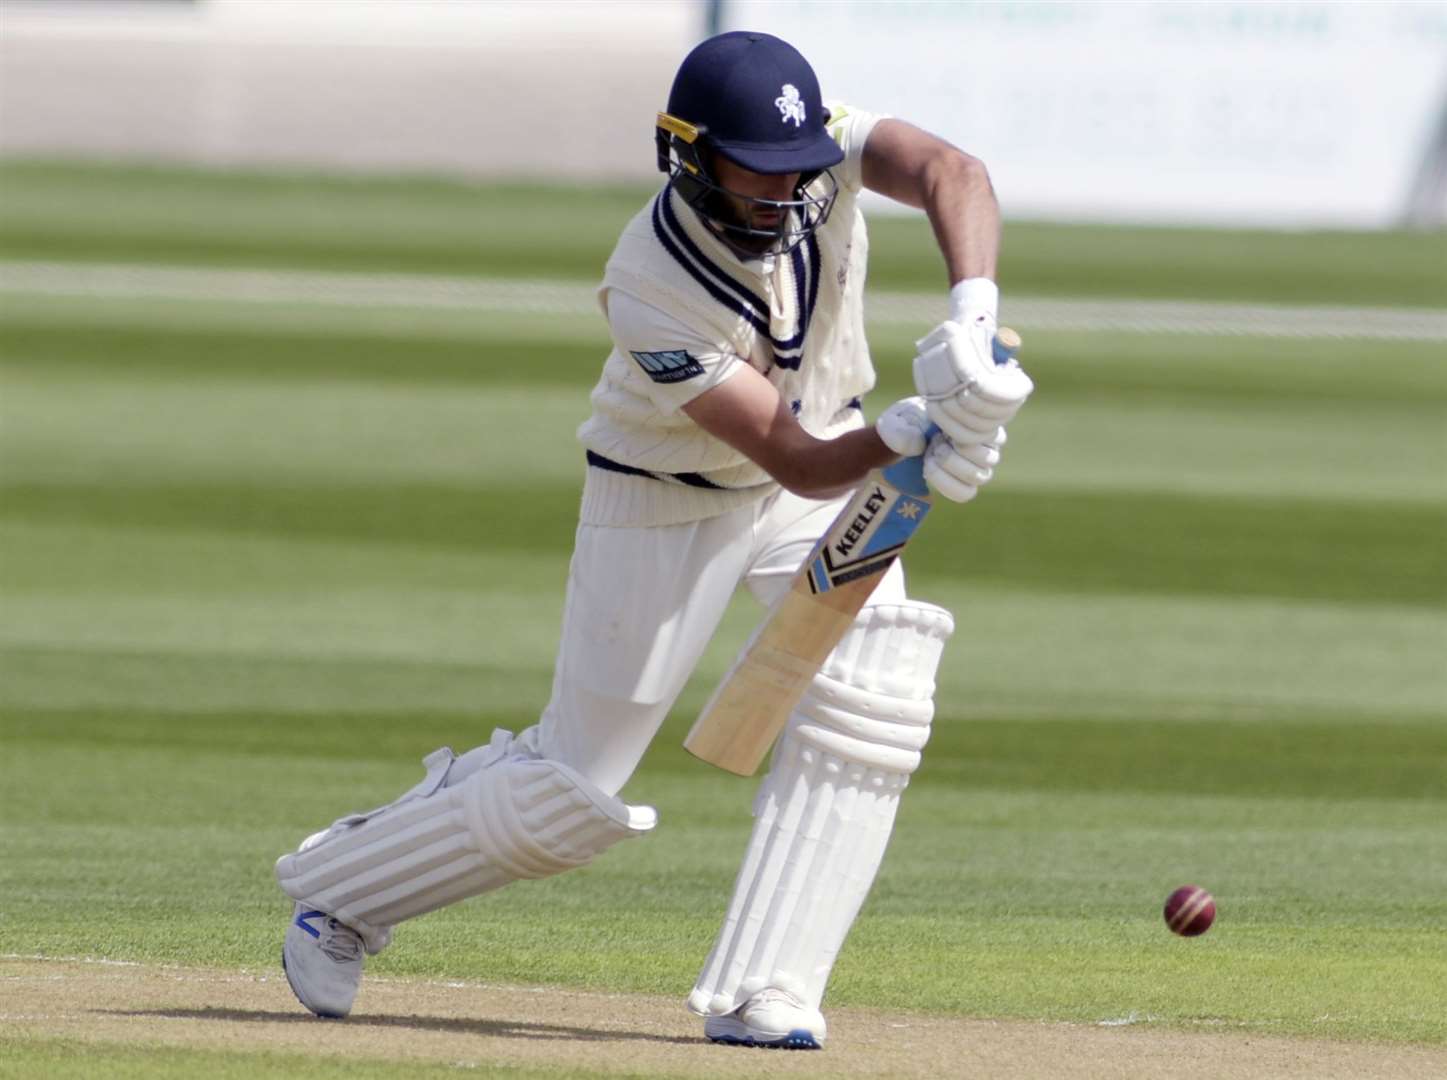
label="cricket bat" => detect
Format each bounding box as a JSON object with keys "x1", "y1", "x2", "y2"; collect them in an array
[{"x1": 684, "y1": 328, "x2": 1021, "y2": 776}]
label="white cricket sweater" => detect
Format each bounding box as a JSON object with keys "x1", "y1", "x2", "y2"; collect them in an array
[{"x1": 576, "y1": 105, "x2": 885, "y2": 527}]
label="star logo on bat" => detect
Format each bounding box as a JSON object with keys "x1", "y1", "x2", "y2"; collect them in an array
[{"x1": 896, "y1": 500, "x2": 922, "y2": 520}]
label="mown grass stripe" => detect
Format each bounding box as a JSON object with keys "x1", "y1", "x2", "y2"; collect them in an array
[
  {"x1": 4, "y1": 260, "x2": 1446, "y2": 340},
  {"x1": 4, "y1": 481, "x2": 1441, "y2": 606}
]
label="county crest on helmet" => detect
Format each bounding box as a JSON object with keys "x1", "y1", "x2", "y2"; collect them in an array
[{"x1": 776, "y1": 84, "x2": 806, "y2": 127}]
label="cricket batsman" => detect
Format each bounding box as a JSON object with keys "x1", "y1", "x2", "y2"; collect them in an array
[{"x1": 274, "y1": 30, "x2": 1033, "y2": 1049}]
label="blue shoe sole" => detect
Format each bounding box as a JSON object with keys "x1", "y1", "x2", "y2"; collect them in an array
[{"x1": 708, "y1": 1028, "x2": 821, "y2": 1050}]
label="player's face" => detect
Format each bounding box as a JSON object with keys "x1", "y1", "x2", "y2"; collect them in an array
[{"x1": 710, "y1": 155, "x2": 803, "y2": 253}]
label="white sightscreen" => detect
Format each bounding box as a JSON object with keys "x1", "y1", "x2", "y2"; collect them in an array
[{"x1": 724, "y1": 1, "x2": 1447, "y2": 228}]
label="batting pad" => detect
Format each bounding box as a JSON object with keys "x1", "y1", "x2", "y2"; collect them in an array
[
  {"x1": 689, "y1": 601, "x2": 954, "y2": 1017},
  {"x1": 276, "y1": 750, "x2": 656, "y2": 949}
]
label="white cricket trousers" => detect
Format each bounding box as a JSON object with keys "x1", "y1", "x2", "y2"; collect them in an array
[{"x1": 537, "y1": 486, "x2": 908, "y2": 796}]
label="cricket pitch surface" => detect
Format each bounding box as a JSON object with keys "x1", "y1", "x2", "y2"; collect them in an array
[{"x1": 3, "y1": 957, "x2": 1444, "y2": 1079}]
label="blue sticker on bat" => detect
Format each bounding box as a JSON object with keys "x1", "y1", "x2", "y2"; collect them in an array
[
  {"x1": 864, "y1": 495, "x2": 930, "y2": 554},
  {"x1": 630, "y1": 349, "x2": 705, "y2": 384},
  {"x1": 805, "y1": 485, "x2": 932, "y2": 594},
  {"x1": 881, "y1": 452, "x2": 930, "y2": 497}
]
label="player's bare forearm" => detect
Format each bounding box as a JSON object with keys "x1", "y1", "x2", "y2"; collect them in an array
[
  {"x1": 781, "y1": 426, "x2": 898, "y2": 500},
  {"x1": 861, "y1": 117, "x2": 1000, "y2": 286},
  {"x1": 682, "y1": 366, "x2": 897, "y2": 500}
]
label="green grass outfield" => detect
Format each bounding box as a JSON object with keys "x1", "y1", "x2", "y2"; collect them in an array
[{"x1": 1, "y1": 162, "x2": 1446, "y2": 1074}]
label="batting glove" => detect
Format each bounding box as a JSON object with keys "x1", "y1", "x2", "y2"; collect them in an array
[
  {"x1": 923, "y1": 430, "x2": 1004, "y2": 503},
  {"x1": 875, "y1": 395, "x2": 933, "y2": 458},
  {"x1": 913, "y1": 320, "x2": 1033, "y2": 445}
]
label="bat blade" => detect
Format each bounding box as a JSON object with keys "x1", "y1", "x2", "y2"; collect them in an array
[{"x1": 683, "y1": 455, "x2": 934, "y2": 776}]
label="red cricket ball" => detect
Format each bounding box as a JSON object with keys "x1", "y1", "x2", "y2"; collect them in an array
[{"x1": 1164, "y1": 885, "x2": 1215, "y2": 936}]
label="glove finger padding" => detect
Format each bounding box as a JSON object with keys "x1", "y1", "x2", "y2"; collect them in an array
[
  {"x1": 953, "y1": 440, "x2": 1001, "y2": 470},
  {"x1": 928, "y1": 396, "x2": 1015, "y2": 444},
  {"x1": 962, "y1": 366, "x2": 1034, "y2": 407},
  {"x1": 929, "y1": 437, "x2": 994, "y2": 487},
  {"x1": 926, "y1": 399, "x2": 996, "y2": 444},
  {"x1": 922, "y1": 456, "x2": 978, "y2": 503},
  {"x1": 948, "y1": 387, "x2": 1026, "y2": 421},
  {"x1": 923, "y1": 435, "x2": 996, "y2": 503}
]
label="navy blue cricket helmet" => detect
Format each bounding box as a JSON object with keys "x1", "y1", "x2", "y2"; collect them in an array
[{"x1": 656, "y1": 31, "x2": 842, "y2": 256}]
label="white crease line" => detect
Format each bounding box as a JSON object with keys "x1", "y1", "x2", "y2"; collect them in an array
[
  {"x1": 1, "y1": 953, "x2": 140, "y2": 967},
  {"x1": 0, "y1": 955, "x2": 621, "y2": 999},
  {"x1": 1098, "y1": 1013, "x2": 1146, "y2": 1027},
  {"x1": 0, "y1": 955, "x2": 278, "y2": 984},
  {"x1": 3, "y1": 261, "x2": 1445, "y2": 342},
  {"x1": 0, "y1": 1014, "x2": 72, "y2": 1021}
]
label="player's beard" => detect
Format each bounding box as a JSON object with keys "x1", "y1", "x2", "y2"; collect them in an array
[{"x1": 704, "y1": 190, "x2": 787, "y2": 257}]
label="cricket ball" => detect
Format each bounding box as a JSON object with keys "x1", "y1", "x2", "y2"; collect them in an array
[{"x1": 1163, "y1": 885, "x2": 1215, "y2": 937}]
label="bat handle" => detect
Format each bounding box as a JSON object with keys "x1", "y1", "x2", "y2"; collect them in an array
[{"x1": 992, "y1": 326, "x2": 1022, "y2": 365}]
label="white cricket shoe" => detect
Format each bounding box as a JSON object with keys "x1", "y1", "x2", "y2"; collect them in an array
[
  {"x1": 703, "y1": 988, "x2": 827, "y2": 1049},
  {"x1": 281, "y1": 903, "x2": 364, "y2": 1018}
]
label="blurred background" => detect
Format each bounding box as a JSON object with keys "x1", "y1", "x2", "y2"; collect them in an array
[
  {"x1": 3, "y1": 0, "x2": 1445, "y2": 225},
  {"x1": 2, "y1": 0, "x2": 1445, "y2": 1050}
]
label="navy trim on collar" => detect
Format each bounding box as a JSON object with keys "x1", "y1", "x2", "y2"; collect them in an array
[
  {"x1": 652, "y1": 187, "x2": 815, "y2": 370},
  {"x1": 653, "y1": 193, "x2": 770, "y2": 332}
]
